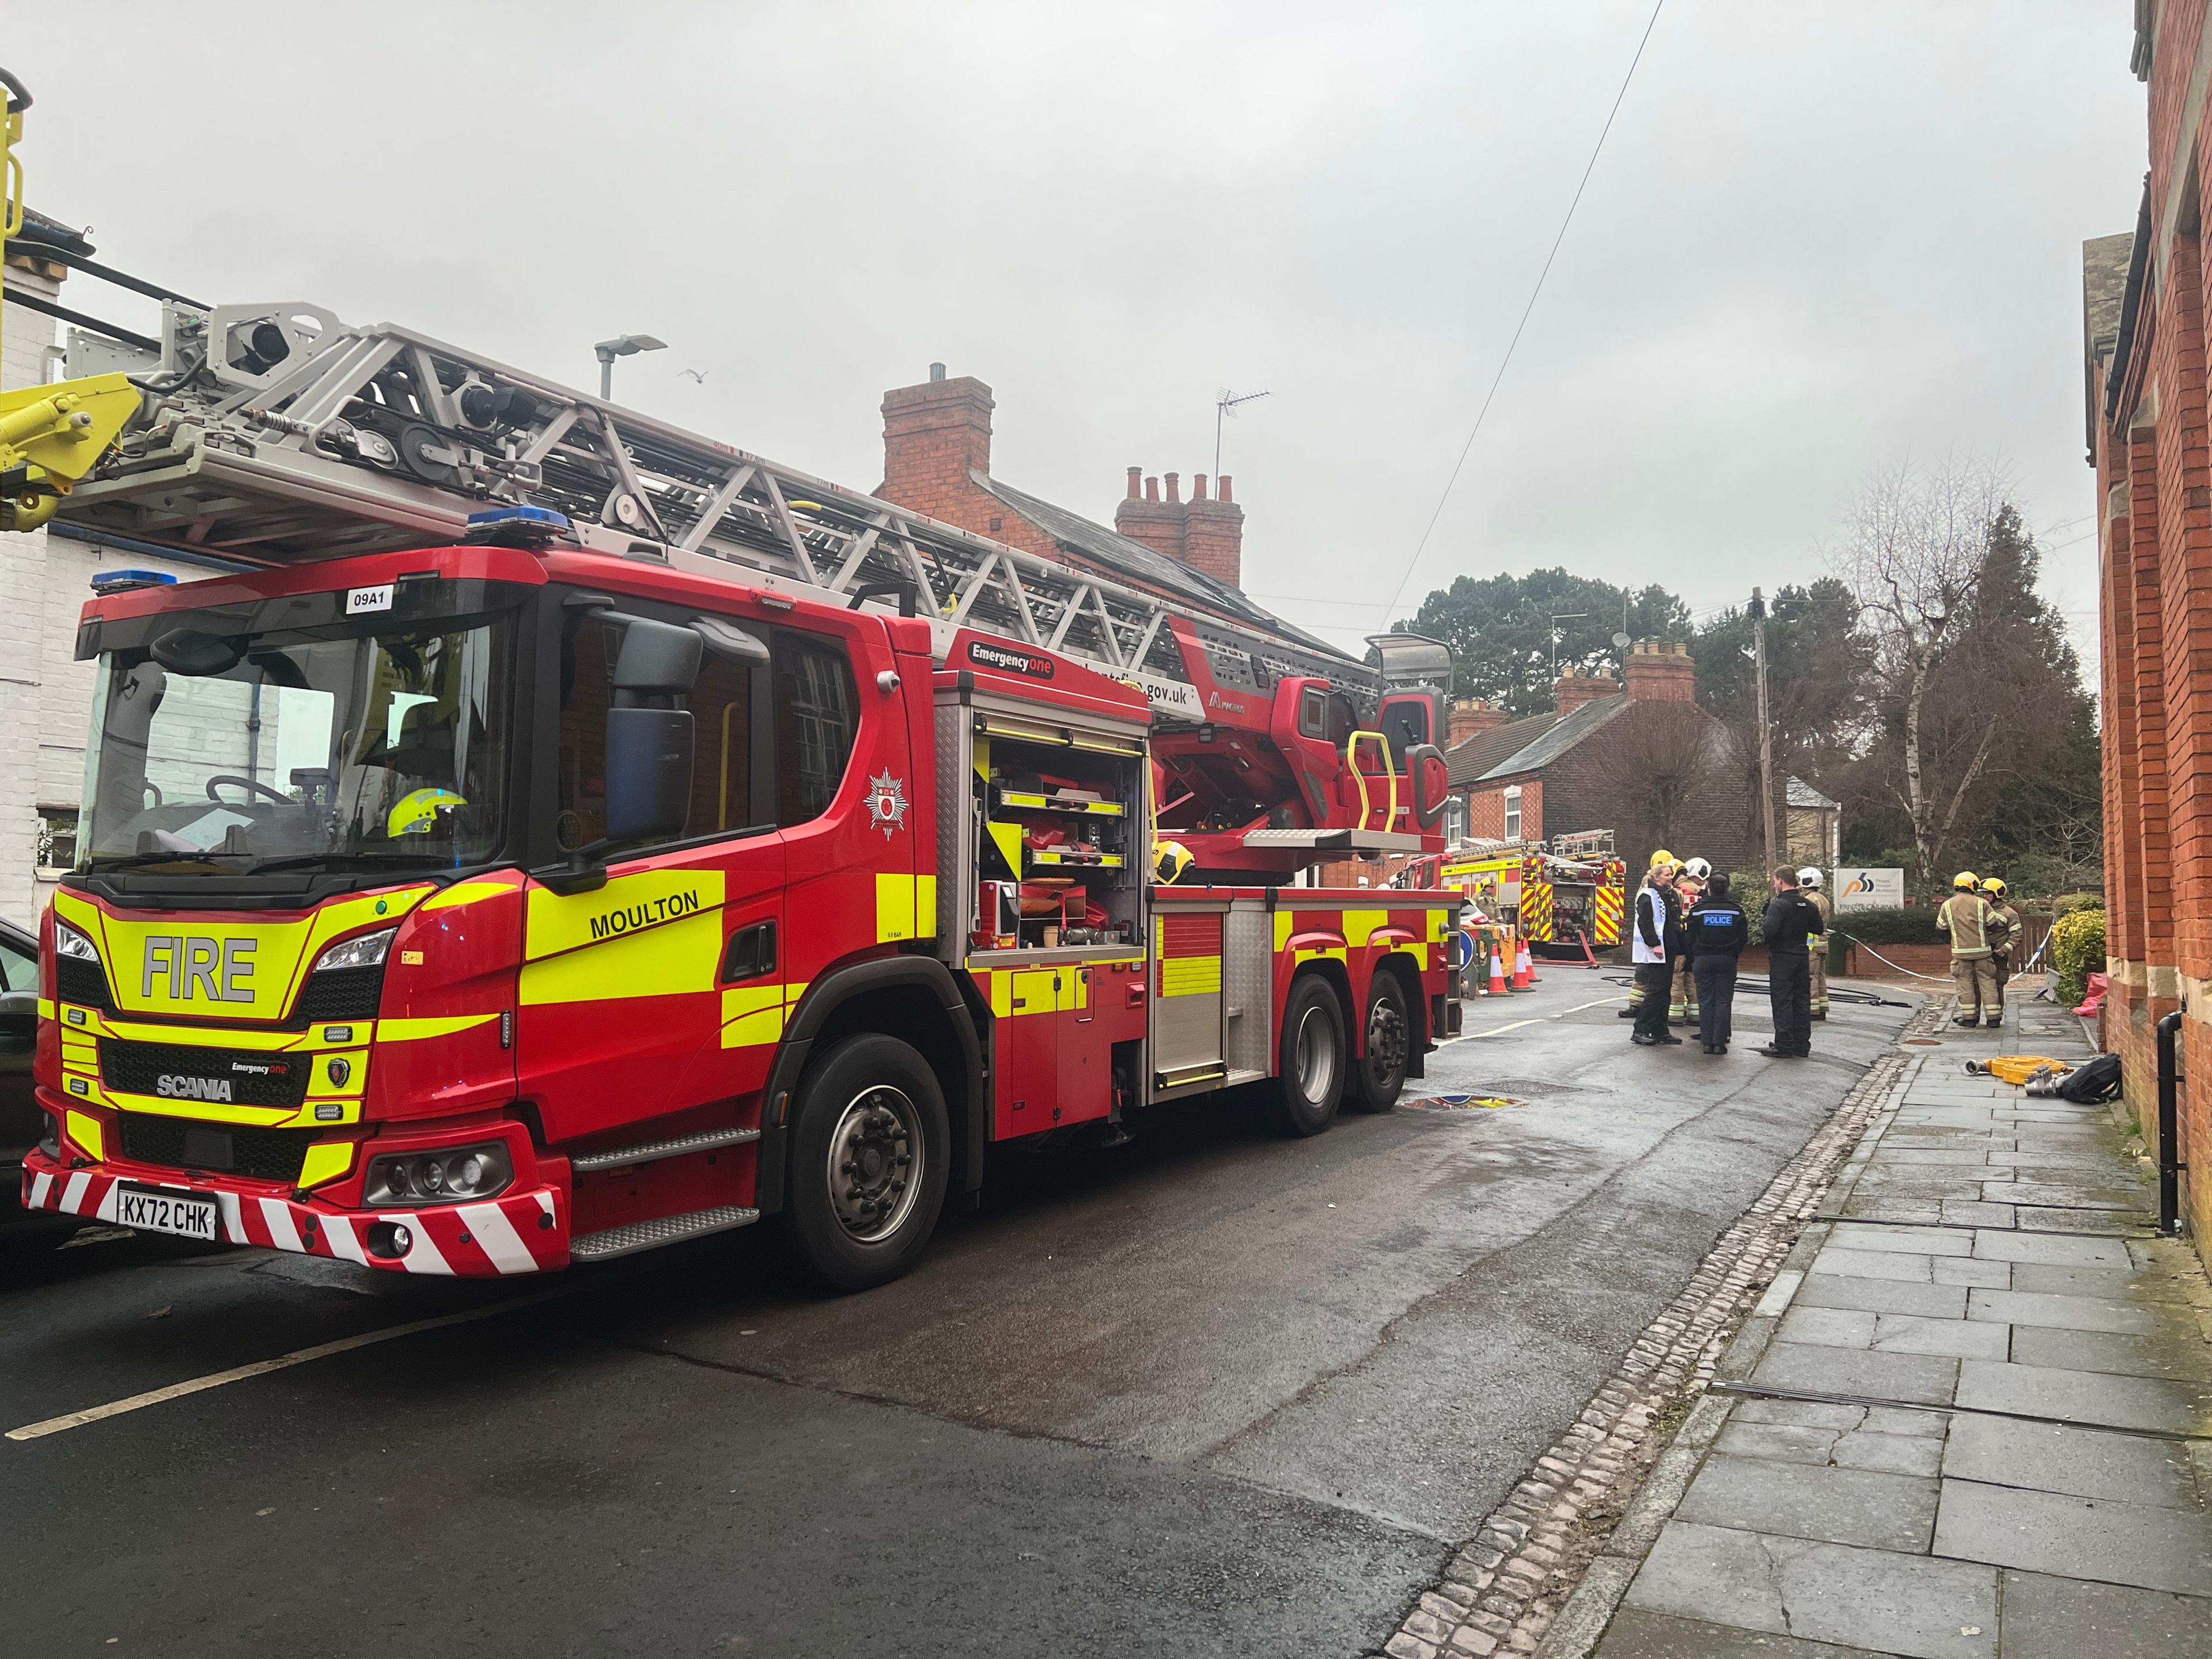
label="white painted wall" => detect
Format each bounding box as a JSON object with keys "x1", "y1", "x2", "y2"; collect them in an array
[{"x1": 1, "y1": 272, "x2": 220, "y2": 929}]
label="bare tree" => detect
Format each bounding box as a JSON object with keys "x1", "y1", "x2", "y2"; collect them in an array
[
  {"x1": 1589, "y1": 703, "x2": 1732, "y2": 867},
  {"x1": 1831, "y1": 457, "x2": 2007, "y2": 882}
]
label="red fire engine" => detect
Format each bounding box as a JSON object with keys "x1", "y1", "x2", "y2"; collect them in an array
[{"x1": 5, "y1": 270, "x2": 1462, "y2": 1286}]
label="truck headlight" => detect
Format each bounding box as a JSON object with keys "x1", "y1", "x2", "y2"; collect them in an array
[
  {"x1": 313, "y1": 926, "x2": 395, "y2": 974},
  {"x1": 54, "y1": 921, "x2": 100, "y2": 963},
  {"x1": 363, "y1": 1140, "x2": 513, "y2": 1207}
]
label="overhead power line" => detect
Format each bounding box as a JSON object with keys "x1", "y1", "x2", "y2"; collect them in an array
[{"x1": 1382, "y1": 0, "x2": 1668, "y2": 626}]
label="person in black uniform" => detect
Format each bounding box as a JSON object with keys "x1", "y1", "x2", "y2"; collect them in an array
[
  {"x1": 1685, "y1": 874, "x2": 1749, "y2": 1054},
  {"x1": 1631, "y1": 860, "x2": 1685, "y2": 1047},
  {"x1": 1760, "y1": 866, "x2": 1820, "y2": 1058}
]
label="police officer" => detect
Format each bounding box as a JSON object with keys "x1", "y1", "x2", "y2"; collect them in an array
[
  {"x1": 1759, "y1": 866, "x2": 1820, "y2": 1058},
  {"x1": 1631, "y1": 853, "x2": 1684, "y2": 1046},
  {"x1": 1936, "y1": 871, "x2": 2001, "y2": 1028},
  {"x1": 1800, "y1": 867, "x2": 1832, "y2": 1020},
  {"x1": 1983, "y1": 876, "x2": 2022, "y2": 993},
  {"x1": 1685, "y1": 873, "x2": 1749, "y2": 1054}
]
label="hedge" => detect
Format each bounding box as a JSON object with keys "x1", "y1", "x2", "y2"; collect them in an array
[
  {"x1": 2050, "y1": 907, "x2": 2107, "y2": 1006},
  {"x1": 2051, "y1": 891, "x2": 2104, "y2": 920}
]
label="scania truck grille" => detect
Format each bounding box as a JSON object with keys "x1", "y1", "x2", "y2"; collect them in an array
[
  {"x1": 117, "y1": 1113, "x2": 317, "y2": 1183},
  {"x1": 100, "y1": 1040, "x2": 312, "y2": 1109}
]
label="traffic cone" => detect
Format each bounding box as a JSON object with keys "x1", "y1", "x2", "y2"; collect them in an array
[
  {"x1": 1513, "y1": 938, "x2": 1535, "y2": 990},
  {"x1": 1487, "y1": 945, "x2": 1508, "y2": 996}
]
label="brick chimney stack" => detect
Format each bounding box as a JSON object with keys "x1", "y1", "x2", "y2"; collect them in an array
[
  {"x1": 1555, "y1": 665, "x2": 1622, "y2": 716},
  {"x1": 1114, "y1": 462, "x2": 1246, "y2": 588},
  {"x1": 1448, "y1": 698, "x2": 1509, "y2": 746},
  {"x1": 880, "y1": 369, "x2": 996, "y2": 523},
  {"x1": 1623, "y1": 638, "x2": 1696, "y2": 703}
]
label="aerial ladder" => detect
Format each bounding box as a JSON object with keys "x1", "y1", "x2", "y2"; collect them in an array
[{"x1": 0, "y1": 67, "x2": 1452, "y2": 881}]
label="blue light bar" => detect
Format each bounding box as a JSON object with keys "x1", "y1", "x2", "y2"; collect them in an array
[
  {"x1": 465, "y1": 505, "x2": 571, "y2": 531},
  {"x1": 90, "y1": 569, "x2": 180, "y2": 594},
  {"x1": 462, "y1": 505, "x2": 575, "y2": 549}
]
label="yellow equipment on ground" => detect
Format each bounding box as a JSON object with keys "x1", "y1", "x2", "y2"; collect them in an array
[
  {"x1": 0, "y1": 67, "x2": 143, "y2": 531},
  {"x1": 1965, "y1": 1056, "x2": 2074, "y2": 1086}
]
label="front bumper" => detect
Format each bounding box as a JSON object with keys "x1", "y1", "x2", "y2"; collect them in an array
[{"x1": 20, "y1": 1146, "x2": 568, "y2": 1277}]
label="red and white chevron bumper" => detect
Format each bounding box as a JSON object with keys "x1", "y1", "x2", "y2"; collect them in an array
[{"x1": 20, "y1": 1151, "x2": 567, "y2": 1277}]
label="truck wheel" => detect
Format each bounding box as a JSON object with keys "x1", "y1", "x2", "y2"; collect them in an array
[
  {"x1": 1346, "y1": 971, "x2": 1411, "y2": 1113},
  {"x1": 1272, "y1": 974, "x2": 1346, "y2": 1137},
  {"x1": 784, "y1": 1033, "x2": 949, "y2": 1291}
]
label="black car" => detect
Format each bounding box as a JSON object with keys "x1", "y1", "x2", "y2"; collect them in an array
[{"x1": 1, "y1": 916, "x2": 43, "y2": 1215}]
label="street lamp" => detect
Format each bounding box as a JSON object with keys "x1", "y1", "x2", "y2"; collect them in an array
[{"x1": 594, "y1": 332, "x2": 666, "y2": 400}]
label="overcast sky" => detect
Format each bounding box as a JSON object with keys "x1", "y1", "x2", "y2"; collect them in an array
[{"x1": 7, "y1": 2, "x2": 2143, "y2": 663}]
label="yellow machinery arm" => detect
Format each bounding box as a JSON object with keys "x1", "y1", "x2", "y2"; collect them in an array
[{"x1": 0, "y1": 66, "x2": 141, "y2": 532}]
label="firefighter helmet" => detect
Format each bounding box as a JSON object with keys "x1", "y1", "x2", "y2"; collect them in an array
[
  {"x1": 387, "y1": 786, "x2": 464, "y2": 837},
  {"x1": 1649, "y1": 847, "x2": 1677, "y2": 870},
  {"x1": 1798, "y1": 867, "x2": 1823, "y2": 889},
  {"x1": 1982, "y1": 876, "x2": 2006, "y2": 897},
  {"x1": 1684, "y1": 857, "x2": 1712, "y2": 881},
  {"x1": 1153, "y1": 839, "x2": 1193, "y2": 885},
  {"x1": 1953, "y1": 870, "x2": 1979, "y2": 889}
]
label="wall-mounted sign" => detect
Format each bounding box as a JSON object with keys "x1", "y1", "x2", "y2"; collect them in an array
[{"x1": 1834, "y1": 868, "x2": 1904, "y2": 911}]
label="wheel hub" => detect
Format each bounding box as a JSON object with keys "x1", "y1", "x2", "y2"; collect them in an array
[
  {"x1": 1368, "y1": 998, "x2": 1408, "y2": 1075},
  {"x1": 828, "y1": 1087, "x2": 921, "y2": 1243}
]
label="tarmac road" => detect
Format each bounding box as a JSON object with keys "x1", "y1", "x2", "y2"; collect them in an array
[{"x1": 0, "y1": 968, "x2": 1913, "y2": 1658}]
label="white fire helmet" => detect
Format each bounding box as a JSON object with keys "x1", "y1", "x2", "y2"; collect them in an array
[
  {"x1": 1683, "y1": 857, "x2": 1712, "y2": 881},
  {"x1": 1798, "y1": 866, "x2": 1823, "y2": 889}
]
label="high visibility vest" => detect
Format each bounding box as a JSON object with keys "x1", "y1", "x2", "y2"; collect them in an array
[{"x1": 1632, "y1": 884, "x2": 1668, "y2": 964}]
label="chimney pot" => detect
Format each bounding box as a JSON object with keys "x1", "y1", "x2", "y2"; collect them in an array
[
  {"x1": 928, "y1": 362, "x2": 946, "y2": 382},
  {"x1": 1193, "y1": 474, "x2": 1208, "y2": 501},
  {"x1": 1218, "y1": 475, "x2": 1233, "y2": 503},
  {"x1": 1165, "y1": 472, "x2": 1181, "y2": 504},
  {"x1": 1145, "y1": 475, "x2": 1160, "y2": 502},
  {"x1": 1126, "y1": 466, "x2": 1142, "y2": 499}
]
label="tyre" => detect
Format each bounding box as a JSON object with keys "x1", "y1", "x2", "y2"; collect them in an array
[
  {"x1": 782, "y1": 1033, "x2": 950, "y2": 1291},
  {"x1": 1346, "y1": 968, "x2": 1411, "y2": 1113},
  {"x1": 1272, "y1": 974, "x2": 1346, "y2": 1137}
]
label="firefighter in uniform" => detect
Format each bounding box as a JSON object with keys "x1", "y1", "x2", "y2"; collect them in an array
[
  {"x1": 1669, "y1": 857, "x2": 1711, "y2": 1025},
  {"x1": 1983, "y1": 877, "x2": 2022, "y2": 992},
  {"x1": 1936, "y1": 871, "x2": 2002, "y2": 1028},
  {"x1": 1800, "y1": 867, "x2": 1832, "y2": 1020}
]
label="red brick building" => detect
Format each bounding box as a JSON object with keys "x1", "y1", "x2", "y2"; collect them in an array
[
  {"x1": 876, "y1": 365, "x2": 1338, "y2": 651},
  {"x1": 1441, "y1": 642, "x2": 1756, "y2": 877},
  {"x1": 2085, "y1": 3, "x2": 2212, "y2": 1254}
]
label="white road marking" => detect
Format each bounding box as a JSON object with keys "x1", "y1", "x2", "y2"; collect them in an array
[
  {"x1": 5, "y1": 1287, "x2": 570, "y2": 1442},
  {"x1": 1435, "y1": 994, "x2": 1625, "y2": 1046}
]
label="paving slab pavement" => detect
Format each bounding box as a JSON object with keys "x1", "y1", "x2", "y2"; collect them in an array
[{"x1": 1572, "y1": 994, "x2": 2212, "y2": 1659}]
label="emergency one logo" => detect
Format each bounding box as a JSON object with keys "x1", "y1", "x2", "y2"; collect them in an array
[{"x1": 868, "y1": 770, "x2": 910, "y2": 840}]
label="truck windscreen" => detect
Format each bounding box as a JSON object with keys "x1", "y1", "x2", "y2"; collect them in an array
[{"x1": 76, "y1": 579, "x2": 521, "y2": 878}]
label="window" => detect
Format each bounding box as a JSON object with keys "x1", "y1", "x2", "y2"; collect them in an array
[
  {"x1": 1442, "y1": 795, "x2": 1467, "y2": 846},
  {"x1": 774, "y1": 633, "x2": 858, "y2": 825},
  {"x1": 1503, "y1": 786, "x2": 1522, "y2": 842},
  {"x1": 0, "y1": 926, "x2": 33, "y2": 993},
  {"x1": 34, "y1": 806, "x2": 78, "y2": 874},
  {"x1": 555, "y1": 607, "x2": 762, "y2": 855}
]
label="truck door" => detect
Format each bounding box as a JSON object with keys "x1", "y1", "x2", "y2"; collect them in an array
[{"x1": 517, "y1": 600, "x2": 784, "y2": 1150}]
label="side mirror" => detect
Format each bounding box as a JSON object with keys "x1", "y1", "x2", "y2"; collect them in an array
[
  {"x1": 1406, "y1": 743, "x2": 1449, "y2": 830},
  {"x1": 612, "y1": 615, "x2": 703, "y2": 695},
  {"x1": 604, "y1": 615, "x2": 702, "y2": 843},
  {"x1": 605, "y1": 707, "x2": 694, "y2": 843}
]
